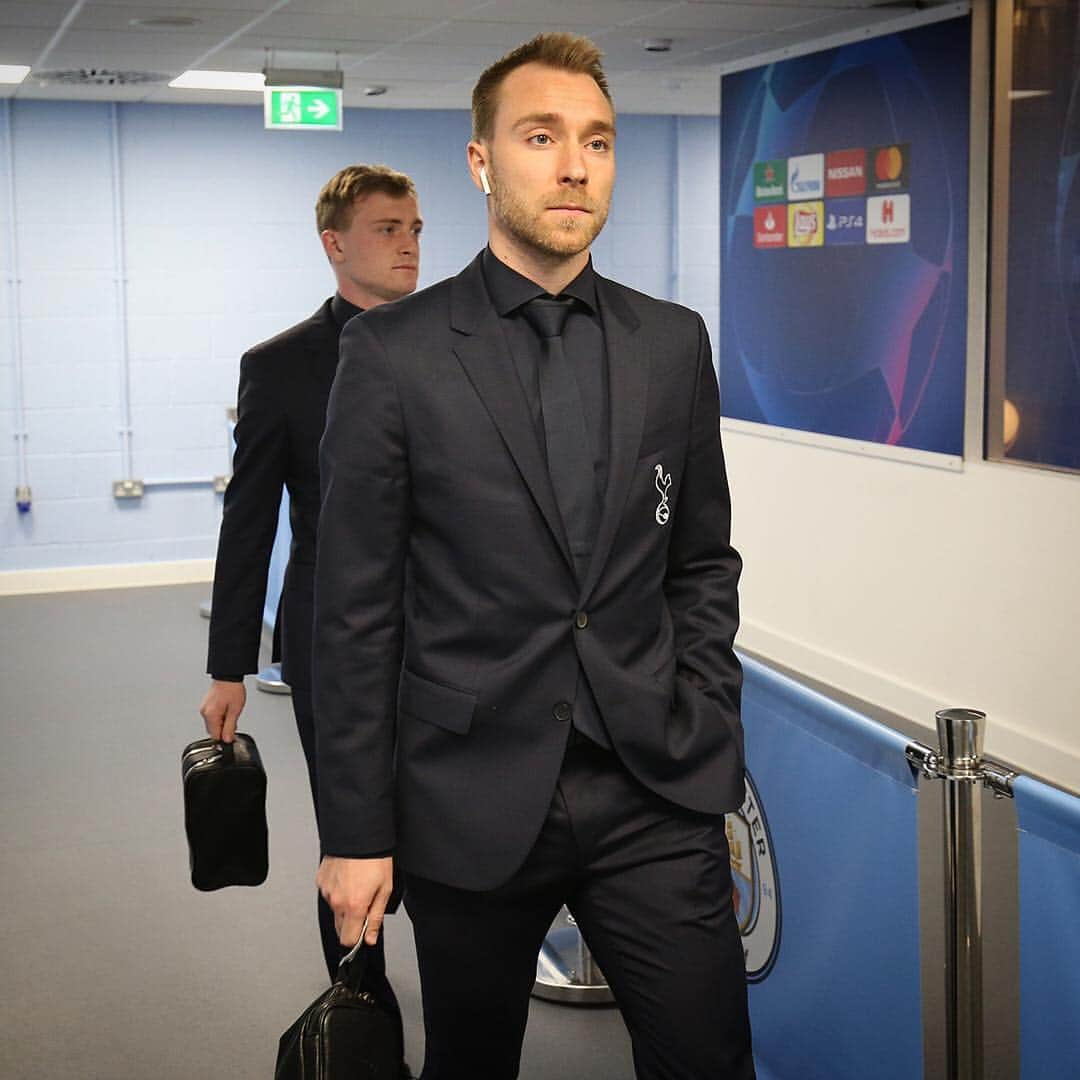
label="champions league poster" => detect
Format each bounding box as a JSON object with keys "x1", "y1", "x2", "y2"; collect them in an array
[{"x1": 720, "y1": 16, "x2": 970, "y2": 457}]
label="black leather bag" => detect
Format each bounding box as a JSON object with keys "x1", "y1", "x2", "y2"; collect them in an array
[
  {"x1": 275, "y1": 939, "x2": 403, "y2": 1080},
  {"x1": 181, "y1": 733, "x2": 268, "y2": 891}
]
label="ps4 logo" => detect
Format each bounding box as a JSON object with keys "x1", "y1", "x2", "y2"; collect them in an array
[{"x1": 827, "y1": 213, "x2": 864, "y2": 230}]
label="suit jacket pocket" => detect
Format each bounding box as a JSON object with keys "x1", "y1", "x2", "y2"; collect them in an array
[{"x1": 398, "y1": 667, "x2": 476, "y2": 735}]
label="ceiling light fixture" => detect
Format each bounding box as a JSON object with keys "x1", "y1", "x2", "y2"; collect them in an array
[
  {"x1": 169, "y1": 70, "x2": 265, "y2": 92},
  {"x1": 264, "y1": 67, "x2": 343, "y2": 89},
  {"x1": 363, "y1": 85, "x2": 387, "y2": 96},
  {"x1": 130, "y1": 16, "x2": 202, "y2": 29},
  {"x1": 643, "y1": 38, "x2": 673, "y2": 53},
  {"x1": 0, "y1": 65, "x2": 31, "y2": 84}
]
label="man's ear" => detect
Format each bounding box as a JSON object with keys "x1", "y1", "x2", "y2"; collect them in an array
[
  {"x1": 466, "y1": 142, "x2": 490, "y2": 195},
  {"x1": 320, "y1": 229, "x2": 342, "y2": 263}
]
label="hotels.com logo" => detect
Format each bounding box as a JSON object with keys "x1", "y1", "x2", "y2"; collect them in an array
[{"x1": 867, "y1": 193, "x2": 910, "y2": 244}]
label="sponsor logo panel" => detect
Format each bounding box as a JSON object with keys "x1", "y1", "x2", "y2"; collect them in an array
[
  {"x1": 869, "y1": 143, "x2": 911, "y2": 192},
  {"x1": 824, "y1": 198, "x2": 866, "y2": 246},
  {"x1": 866, "y1": 194, "x2": 911, "y2": 244},
  {"x1": 753, "y1": 159, "x2": 787, "y2": 203},
  {"x1": 825, "y1": 148, "x2": 866, "y2": 197},
  {"x1": 787, "y1": 153, "x2": 824, "y2": 200},
  {"x1": 753, "y1": 205, "x2": 787, "y2": 249},
  {"x1": 787, "y1": 201, "x2": 824, "y2": 247}
]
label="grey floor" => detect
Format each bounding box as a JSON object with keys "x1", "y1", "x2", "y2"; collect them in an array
[{"x1": 0, "y1": 584, "x2": 634, "y2": 1080}]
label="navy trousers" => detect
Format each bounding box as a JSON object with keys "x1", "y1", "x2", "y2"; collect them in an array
[{"x1": 404, "y1": 733, "x2": 754, "y2": 1080}]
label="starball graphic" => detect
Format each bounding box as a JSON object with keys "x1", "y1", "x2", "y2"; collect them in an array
[{"x1": 721, "y1": 20, "x2": 968, "y2": 453}]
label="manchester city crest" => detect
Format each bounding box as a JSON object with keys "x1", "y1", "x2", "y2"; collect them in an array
[{"x1": 726, "y1": 769, "x2": 781, "y2": 982}]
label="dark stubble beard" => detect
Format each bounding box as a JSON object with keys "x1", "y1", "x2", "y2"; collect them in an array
[{"x1": 490, "y1": 176, "x2": 609, "y2": 258}]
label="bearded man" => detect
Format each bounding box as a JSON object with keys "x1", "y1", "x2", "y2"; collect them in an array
[{"x1": 312, "y1": 33, "x2": 753, "y2": 1080}]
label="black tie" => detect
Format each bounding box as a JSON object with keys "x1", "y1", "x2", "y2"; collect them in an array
[
  {"x1": 522, "y1": 296, "x2": 600, "y2": 584},
  {"x1": 522, "y1": 295, "x2": 611, "y2": 750}
]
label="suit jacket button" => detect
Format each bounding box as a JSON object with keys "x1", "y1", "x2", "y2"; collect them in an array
[
  {"x1": 553, "y1": 702, "x2": 573, "y2": 722},
  {"x1": 574, "y1": 611, "x2": 588, "y2": 629}
]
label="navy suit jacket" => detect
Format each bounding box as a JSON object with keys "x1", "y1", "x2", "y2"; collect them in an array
[
  {"x1": 313, "y1": 253, "x2": 744, "y2": 890},
  {"x1": 208, "y1": 300, "x2": 340, "y2": 689}
]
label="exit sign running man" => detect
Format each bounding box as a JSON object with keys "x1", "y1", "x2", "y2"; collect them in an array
[{"x1": 264, "y1": 87, "x2": 342, "y2": 131}]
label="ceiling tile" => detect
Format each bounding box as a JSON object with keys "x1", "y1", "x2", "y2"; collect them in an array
[
  {"x1": 459, "y1": 0, "x2": 681, "y2": 26},
  {"x1": 0, "y1": 2, "x2": 72, "y2": 29},
  {"x1": 254, "y1": 12, "x2": 432, "y2": 41},
  {"x1": 69, "y1": 5, "x2": 260, "y2": 36},
  {"x1": 86, "y1": 0, "x2": 265, "y2": 9},
  {"x1": 285, "y1": 0, "x2": 487, "y2": 17},
  {"x1": 422, "y1": 20, "x2": 611, "y2": 47},
  {"x1": 595, "y1": 26, "x2": 750, "y2": 68},
  {"x1": 38, "y1": 28, "x2": 228, "y2": 54},
  {"x1": 0, "y1": 29, "x2": 53, "y2": 60},
  {"x1": 371, "y1": 40, "x2": 518, "y2": 68}
]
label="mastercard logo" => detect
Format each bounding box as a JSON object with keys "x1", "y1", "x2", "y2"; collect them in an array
[{"x1": 875, "y1": 146, "x2": 904, "y2": 181}]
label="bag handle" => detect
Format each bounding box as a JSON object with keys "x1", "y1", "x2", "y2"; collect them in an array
[{"x1": 335, "y1": 919, "x2": 370, "y2": 993}]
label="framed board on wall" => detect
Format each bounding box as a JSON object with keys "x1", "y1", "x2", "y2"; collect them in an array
[{"x1": 719, "y1": 14, "x2": 971, "y2": 465}]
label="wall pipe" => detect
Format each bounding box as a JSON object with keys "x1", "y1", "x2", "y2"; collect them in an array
[
  {"x1": 108, "y1": 101, "x2": 135, "y2": 484},
  {"x1": 3, "y1": 99, "x2": 31, "y2": 511},
  {"x1": 670, "y1": 115, "x2": 682, "y2": 306}
]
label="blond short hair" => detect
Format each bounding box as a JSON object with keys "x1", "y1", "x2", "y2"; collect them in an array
[
  {"x1": 471, "y1": 33, "x2": 612, "y2": 143},
  {"x1": 315, "y1": 164, "x2": 417, "y2": 233}
]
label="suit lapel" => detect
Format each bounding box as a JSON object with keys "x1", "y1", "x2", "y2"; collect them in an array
[
  {"x1": 450, "y1": 256, "x2": 575, "y2": 574},
  {"x1": 580, "y1": 276, "x2": 646, "y2": 602}
]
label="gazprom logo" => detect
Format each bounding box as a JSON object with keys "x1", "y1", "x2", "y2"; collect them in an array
[
  {"x1": 727, "y1": 769, "x2": 781, "y2": 981},
  {"x1": 787, "y1": 153, "x2": 824, "y2": 200}
]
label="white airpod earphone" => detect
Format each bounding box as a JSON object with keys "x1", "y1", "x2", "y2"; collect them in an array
[{"x1": 479, "y1": 166, "x2": 492, "y2": 196}]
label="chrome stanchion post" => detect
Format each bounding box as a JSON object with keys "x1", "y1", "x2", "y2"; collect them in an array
[{"x1": 936, "y1": 707, "x2": 986, "y2": 1080}]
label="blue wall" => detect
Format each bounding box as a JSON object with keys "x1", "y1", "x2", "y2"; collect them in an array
[{"x1": 0, "y1": 101, "x2": 716, "y2": 571}]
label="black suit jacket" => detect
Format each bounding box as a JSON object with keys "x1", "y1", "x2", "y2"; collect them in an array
[
  {"x1": 314, "y1": 253, "x2": 744, "y2": 890},
  {"x1": 208, "y1": 299, "x2": 341, "y2": 690}
]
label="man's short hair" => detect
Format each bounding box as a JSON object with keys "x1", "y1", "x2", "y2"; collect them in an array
[
  {"x1": 315, "y1": 164, "x2": 417, "y2": 233},
  {"x1": 471, "y1": 32, "x2": 612, "y2": 143}
]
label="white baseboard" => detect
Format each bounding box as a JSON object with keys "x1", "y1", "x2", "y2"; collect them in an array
[
  {"x1": 738, "y1": 618, "x2": 1080, "y2": 796},
  {"x1": 0, "y1": 558, "x2": 214, "y2": 596}
]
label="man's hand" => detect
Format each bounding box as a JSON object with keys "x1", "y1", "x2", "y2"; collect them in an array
[
  {"x1": 199, "y1": 679, "x2": 246, "y2": 743},
  {"x1": 317, "y1": 856, "x2": 394, "y2": 947}
]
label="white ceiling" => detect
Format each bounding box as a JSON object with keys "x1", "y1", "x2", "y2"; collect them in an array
[{"x1": 0, "y1": 0, "x2": 941, "y2": 115}]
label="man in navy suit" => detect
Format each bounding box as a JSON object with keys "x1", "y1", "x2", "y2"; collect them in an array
[
  {"x1": 200, "y1": 164, "x2": 421, "y2": 1013},
  {"x1": 314, "y1": 34, "x2": 753, "y2": 1080}
]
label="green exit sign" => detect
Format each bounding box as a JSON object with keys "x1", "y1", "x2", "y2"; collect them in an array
[{"x1": 264, "y1": 87, "x2": 342, "y2": 131}]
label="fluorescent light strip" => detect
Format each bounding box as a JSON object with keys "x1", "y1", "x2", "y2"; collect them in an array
[
  {"x1": 0, "y1": 65, "x2": 31, "y2": 85},
  {"x1": 169, "y1": 70, "x2": 264, "y2": 92}
]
